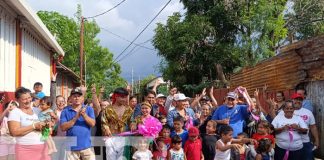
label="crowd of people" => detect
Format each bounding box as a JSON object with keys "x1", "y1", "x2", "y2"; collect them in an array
[{"x1": 0, "y1": 75, "x2": 320, "y2": 160}]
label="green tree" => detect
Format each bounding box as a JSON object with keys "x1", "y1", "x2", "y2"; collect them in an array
[
  {"x1": 153, "y1": 0, "x2": 288, "y2": 93},
  {"x1": 285, "y1": 0, "x2": 324, "y2": 42},
  {"x1": 37, "y1": 8, "x2": 126, "y2": 95}
]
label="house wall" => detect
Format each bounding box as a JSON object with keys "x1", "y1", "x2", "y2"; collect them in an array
[
  {"x1": 0, "y1": 5, "x2": 16, "y2": 92},
  {"x1": 306, "y1": 81, "x2": 324, "y2": 157},
  {"x1": 21, "y1": 28, "x2": 51, "y2": 95}
]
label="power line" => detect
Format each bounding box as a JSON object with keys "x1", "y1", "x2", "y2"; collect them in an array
[
  {"x1": 85, "y1": 0, "x2": 126, "y2": 19},
  {"x1": 116, "y1": 38, "x2": 153, "y2": 62},
  {"x1": 100, "y1": 27, "x2": 155, "y2": 51},
  {"x1": 113, "y1": 0, "x2": 172, "y2": 62}
]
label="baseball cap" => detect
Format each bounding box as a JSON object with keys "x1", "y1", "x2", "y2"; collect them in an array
[
  {"x1": 35, "y1": 92, "x2": 45, "y2": 99},
  {"x1": 291, "y1": 93, "x2": 304, "y2": 99},
  {"x1": 70, "y1": 87, "x2": 83, "y2": 95},
  {"x1": 156, "y1": 94, "x2": 166, "y2": 98},
  {"x1": 188, "y1": 127, "x2": 200, "y2": 136},
  {"x1": 227, "y1": 92, "x2": 238, "y2": 99},
  {"x1": 174, "y1": 93, "x2": 188, "y2": 101}
]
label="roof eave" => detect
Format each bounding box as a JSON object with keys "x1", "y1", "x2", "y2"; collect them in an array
[{"x1": 10, "y1": 0, "x2": 65, "y2": 56}]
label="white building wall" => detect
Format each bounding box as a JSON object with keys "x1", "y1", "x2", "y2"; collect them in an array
[
  {"x1": 0, "y1": 7, "x2": 16, "y2": 92},
  {"x1": 21, "y1": 28, "x2": 51, "y2": 95}
]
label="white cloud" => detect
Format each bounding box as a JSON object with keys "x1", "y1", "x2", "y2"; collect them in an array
[{"x1": 25, "y1": 0, "x2": 184, "y2": 81}]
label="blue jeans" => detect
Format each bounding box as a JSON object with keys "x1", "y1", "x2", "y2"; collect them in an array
[{"x1": 301, "y1": 142, "x2": 314, "y2": 160}]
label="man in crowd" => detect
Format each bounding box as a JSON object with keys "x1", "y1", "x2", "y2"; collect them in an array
[
  {"x1": 152, "y1": 94, "x2": 167, "y2": 118},
  {"x1": 60, "y1": 87, "x2": 96, "y2": 160},
  {"x1": 295, "y1": 87, "x2": 313, "y2": 112},
  {"x1": 211, "y1": 91, "x2": 254, "y2": 137}
]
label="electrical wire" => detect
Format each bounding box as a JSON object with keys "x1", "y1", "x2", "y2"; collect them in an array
[
  {"x1": 85, "y1": 0, "x2": 126, "y2": 19},
  {"x1": 113, "y1": 0, "x2": 172, "y2": 62},
  {"x1": 116, "y1": 38, "x2": 153, "y2": 62},
  {"x1": 100, "y1": 27, "x2": 155, "y2": 50}
]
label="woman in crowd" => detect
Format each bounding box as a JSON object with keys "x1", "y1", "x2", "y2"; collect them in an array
[
  {"x1": 263, "y1": 85, "x2": 285, "y2": 119},
  {"x1": 129, "y1": 96, "x2": 138, "y2": 110},
  {"x1": 271, "y1": 100, "x2": 308, "y2": 160},
  {"x1": 8, "y1": 87, "x2": 49, "y2": 160},
  {"x1": 167, "y1": 93, "x2": 195, "y2": 129},
  {"x1": 193, "y1": 103, "x2": 212, "y2": 134}
]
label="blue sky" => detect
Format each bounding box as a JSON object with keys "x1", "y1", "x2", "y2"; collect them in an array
[{"x1": 26, "y1": 0, "x2": 184, "y2": 82}]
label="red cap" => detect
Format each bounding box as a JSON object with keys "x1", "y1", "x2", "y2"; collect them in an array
[
  {"x1": 188, "y1": 127, "x2": 200, "y2": 136},
  {"x1": 291, "y1": 93, "x2": 304, "y2": 99}
]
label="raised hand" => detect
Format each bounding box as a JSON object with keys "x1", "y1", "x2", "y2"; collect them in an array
[
  {"x1": 269, "y1": 98, "x2": 277, "y2": 108},
  {"x1": 80, "y1": 85, "x2": 87, "y2": 93},
  {"x1": 209, "y1": 86, "x2": 214, "y2": 97},
  {"x1": 201, "y1": 88, "x2": 207, "y2": 96},
  {"x1": 263, "y1": 84, "x2": 268, "y2": 91},
  {"x1": 0, "y1": 94, "x2": 5, "y2": 104},
  {"x1": 6, "y1": 101, "x2": 17, "y2": 112},
  {"x1": 100, "y1": 86, "x2": 105, "y2": 93},
  {"x1": 51, "y1": 72, "x2": 57, "y2": 82},
  {"x1": 91, "y1": 84, "x2": 96, "y2": 94},
  {"x1": 126, "y1": 83, "x2": 131, "y2": 92},
  {"x1": 254, "y1": 89, "x2": 259, "y2": 98}
]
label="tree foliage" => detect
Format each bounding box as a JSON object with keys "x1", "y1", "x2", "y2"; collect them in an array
[
  {"x1": 153, "y1": 0, "x2": 288, "y2": 94},
  {"x1": 37, "y1": 6, "x2": 126, "y2": 95},
  {"x1": 285, "y1": 0, "x2": 324, "y2": 42}
]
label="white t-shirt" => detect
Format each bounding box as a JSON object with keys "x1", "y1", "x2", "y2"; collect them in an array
[
  {"x1": 271, "y1": 114, "x2": 307, "y2": 151},
  {"x1": 8, "y1": 107, "x2": 44, "y2": 145},
  {"x1": 278, "y1": 108, "x2": 315, "y2": 143},
  {"x1": 132, "y1": 149, "x2": 153, "y2": 160}
]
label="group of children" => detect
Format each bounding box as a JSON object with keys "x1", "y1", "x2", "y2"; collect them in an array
[{"x1": 131, "y1": 115, "x2": 275, "y2": 160}]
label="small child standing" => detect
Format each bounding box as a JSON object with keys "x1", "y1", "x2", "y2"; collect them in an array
[
  {"x1": 231, "y1": 132, "x2": 249, "y2": 160},
  {"x1": 215, "y1": 125, "x2": 255, "y2": 160},
  {"x1": 132, "y1": 138, "x2": 153, "y2": 160},
  {"x1": 215, "y1": 125, "x2": 241, "y2": 160},
  {"x1": 153, "y1": 137, "x2": 168, "y2": 160},
  {"x1": 255, "y1": 139, "x2": 273, "y2": 160},
  {"x1": 184, "y1": 127, "x2": 203, "y2": 160},
  {"x1": 38, "y1": 96, "x2": 57, "y2": 154},
  {"x1": 202, "y1": 120, "x2": 219, "y2": 160},
  {"x1": 250, "y1": 121, "x2": 275, "y2": 159},
  {"x1": 170, "y1": 117, "x2": 188, "y2": 147},
  {"x1": 252, "y1": 121, "x2": 275, "y2": 145},
  {"x1": 168, "y1": 135, "x2": 186, "y2": 160},
  {"x1": 160, "y1": 125, "x2": 172, "y2": 149},
  {"x1": 158, "y1": 115, "x2": 167, "y2": 126}
]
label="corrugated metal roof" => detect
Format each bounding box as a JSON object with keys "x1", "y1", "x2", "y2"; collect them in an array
[{"x1": 230, "y1": 35, "x2": 324, "y2": 94}]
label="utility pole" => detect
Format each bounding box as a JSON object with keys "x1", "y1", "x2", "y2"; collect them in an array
[
  {"x1": 131, "y1": 68, "x2": 134, "y2": 95},
  {"x1": 80, "y1": 16, "x2": 84, "y2": 85}
]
